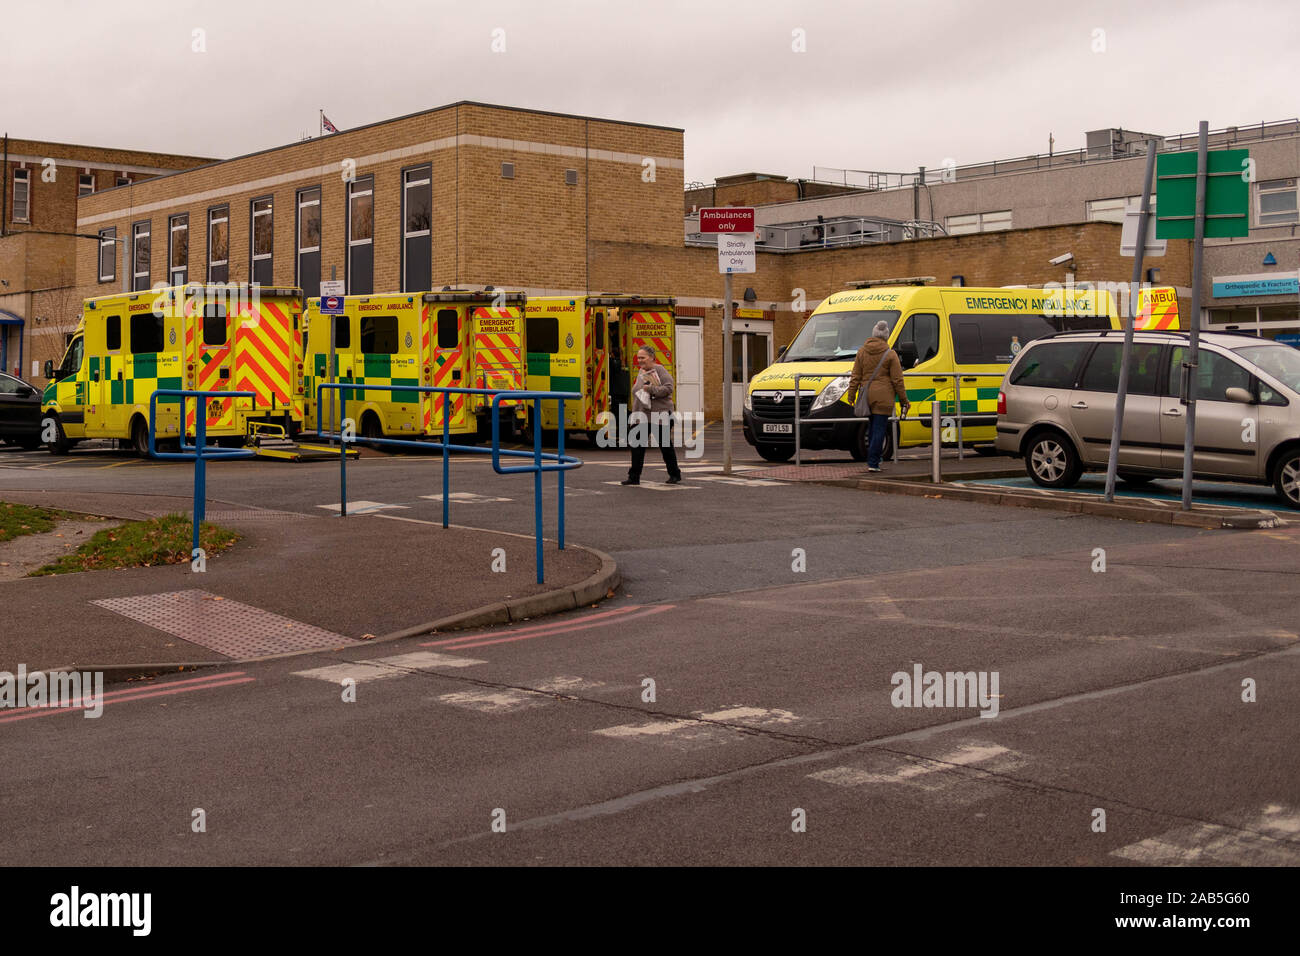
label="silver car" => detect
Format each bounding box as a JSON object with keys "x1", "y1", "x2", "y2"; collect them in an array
[{"x1": 995, "y1": 330, "x2": 1300, "y2": 509}]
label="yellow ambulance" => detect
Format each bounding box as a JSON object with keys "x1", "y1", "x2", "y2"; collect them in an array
[
  {"x1": 524, "y1": 294, "x2": 676, "y2": 436},
  {"x1": 303, "y1": 290, "x2": 528, "y2": 442},
  {"x1": 42, "y1": 284, "x2": 305, "y2": 455},
  {"x1": 743, "y1": 282, "x2": 1180, "y2": 462}
]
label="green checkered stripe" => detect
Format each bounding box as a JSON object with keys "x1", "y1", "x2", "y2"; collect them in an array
[
  {"x1": 311, "y1": 354, "x2": 419, "y2": 405},
  {"x1": 526, "y1": 352, "x2": 581, "y2": 393},
  {"x1": 89, "y1": 355, "x2": 183, "y2": 406},
  {"x1": 904, "y1": 385, "x2": 1000, "y2": 416}
]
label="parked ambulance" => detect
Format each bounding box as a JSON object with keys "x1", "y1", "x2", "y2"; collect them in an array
[{"x1": 743, "y1": 282, "x2": 1180, "y2": 462}]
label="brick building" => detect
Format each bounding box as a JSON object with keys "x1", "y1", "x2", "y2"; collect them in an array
[{"x1": 0, "y1": 137, "x2": 210, "y2": 378}]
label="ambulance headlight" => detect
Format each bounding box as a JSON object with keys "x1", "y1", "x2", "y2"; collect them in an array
[
  {"x1": 743, "y1": 389, "x2": 752, "y2": 411},
  {"x1": 810, "y1": 376, "x2": 850, "y2": 412}
]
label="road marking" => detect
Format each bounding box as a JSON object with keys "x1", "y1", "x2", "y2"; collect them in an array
[
  {"x1": 427, "y1": 604, "x2": 675, "y2": 650},
  {"x1": 863, "y1": 596, "x2": 904, "y2": 620},
  {"x1": 689, "y1": 474, "x2": 777, "y2": 486},
  {"x1": 534, "y1": 675, "x2": 607, "y2": 694},
  {"x1": 602, "y1": 480, "x2": 699, "y2": 491},
  {"x1": 809, "y1": 743, "x2": 1024, "y2": 803},
  {"x1": 593, "y1": 705, "x2": 803, "y2": 748},
  {"x1": 420, "y1": 492, "x2": 512, "y2": 503},
  {"x1": 292, "y1": 650, "x2": 485, "y2": 683},
  {"x1": 1111, "y1": 805, "x2": 1300, "y2": 865},
  {"x1": 0, "y1": 671, "x2": 255, "y2": 725},
  {"x1": 316, "y1": 501, "x2": 409, "y2": 514},
  {"x1": 423, "y1": 605, "x2": 654, "y2": 647},
  {"x1": 435, "y1": 688, "x2": 549, "y2": 713}
]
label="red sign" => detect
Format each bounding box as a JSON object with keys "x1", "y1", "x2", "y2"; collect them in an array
[{"x1": 699, "y1": 207, "x2": 755, "y2": 233}]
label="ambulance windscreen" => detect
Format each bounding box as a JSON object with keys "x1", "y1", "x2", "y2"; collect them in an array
[{"x1": 783, "y1": 310, "x2": 900, "y2": 361}]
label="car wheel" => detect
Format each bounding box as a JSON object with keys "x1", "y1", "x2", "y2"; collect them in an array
[
  {"x1": 46, "y1": 416, "x2": 70, "y2": 455},
  {"x1": 755, "y1": 442, "x2": 794, "y2": 463},
  {"x1": 131, "y1": 417, "x2": 151, "y2": 457},
  {"x1": 1271, "y1": 449, "x2": 1300, "y2": 510},
  {"x1": 1025, "y1": 431, "x2": 1082, "y2": 488}
]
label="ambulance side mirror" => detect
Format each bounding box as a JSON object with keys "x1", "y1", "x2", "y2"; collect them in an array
[
  {"x1": 897, "y1": 342, "x2": 918, "y2": 368},
  {"x1": 44, "y1": 360, "x2": 55, "y2": 380},
  {"x1": 777, "y1": 345, "x2": 788, "y2": 361}
]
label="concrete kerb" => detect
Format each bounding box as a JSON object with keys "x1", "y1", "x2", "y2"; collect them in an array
[{"x1": 812, "y1": 475, "x2": 1280, "y2": 530}]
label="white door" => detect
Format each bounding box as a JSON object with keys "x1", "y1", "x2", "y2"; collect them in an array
[
  {"x1": 730, "y1": 318, "x2": 772, "y2": 421},
  {"x1": 674, "y1": 320, "x2": 702, "y2": 415}
]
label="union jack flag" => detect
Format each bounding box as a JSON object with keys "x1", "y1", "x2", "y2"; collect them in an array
[{"x1": 321, "y1": 113, "x2": 340, "y2": 134}]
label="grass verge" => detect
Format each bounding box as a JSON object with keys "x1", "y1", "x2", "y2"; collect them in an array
[
  {"x1": 0, "y1": 501, "x2": 66, "y2": 543},
  {"x1": 30, "y1": 513, "x2": 241, "y2": 576}
]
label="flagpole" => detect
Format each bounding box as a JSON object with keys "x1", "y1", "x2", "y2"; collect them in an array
[{"x1": 319, "y1": 109, "x2": 322, "y2": 137}]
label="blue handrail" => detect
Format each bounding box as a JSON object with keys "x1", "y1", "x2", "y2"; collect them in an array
[
  {"x1": 314, "y1": 382, "x2": 581, "y2": 583},
  {"x1": 148, "y1": 389, "x2": 257, "y2": 556}
]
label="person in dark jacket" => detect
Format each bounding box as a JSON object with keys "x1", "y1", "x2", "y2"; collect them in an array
[
  {"x1": 621, "y1": 346, "x2": 682, "y2": 485},
  {"x1": 847, "y1": 320, "x2": 910, "y2": 471}
]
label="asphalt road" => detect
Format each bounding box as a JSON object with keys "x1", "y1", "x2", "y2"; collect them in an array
[{"x1": 1, "y1": 431, "x2": 1297, "y2": 866}]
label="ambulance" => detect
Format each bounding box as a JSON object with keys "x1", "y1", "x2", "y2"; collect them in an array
[
  {"x1": 303, "y1": 290, "x2": 528, "y2": 442},
  {"x1": 42, "y1": 284, "x2": 306, "y2": 456},
  {"x1": 743, "y1": 281, "x2": 1181, "y2": 462},
  {"x1": 524, "y1": 295, "x2": 676, "y2": 437}
]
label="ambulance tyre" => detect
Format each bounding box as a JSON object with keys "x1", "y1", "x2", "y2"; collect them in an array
[
  {"x1": 755, "y1": 442, "x2": 794, "y2": 463},
  {"x1": 46, "y1": 416, "x2": 71, "y2": 455},
  {"x1": 849, "y1": 421, "x2": 893, "y2": 462},
  {"x1": 361, "y1": 412, "x2": 384, "y2": 448},
  {"x1": 131, "y1": 417, "x2": 151, "y2": 458}
]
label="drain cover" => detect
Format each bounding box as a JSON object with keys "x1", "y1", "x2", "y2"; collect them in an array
[{"x1": 93, "y1": 589, "x2": 356, "y2": 658}]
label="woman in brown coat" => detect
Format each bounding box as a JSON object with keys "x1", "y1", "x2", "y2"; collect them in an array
[{"x1": 847, "y1": 320, "x2": 910, "y2": 470}]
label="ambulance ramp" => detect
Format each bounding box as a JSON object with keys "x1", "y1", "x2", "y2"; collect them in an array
[{"x1": 248, "y1": 423, "x2": 357, "y2": 461}]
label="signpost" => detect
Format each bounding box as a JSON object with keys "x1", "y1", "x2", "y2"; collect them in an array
[
  {"x1": 1156, "y1": 129, "x2": 1251, "y2": 509},
  {"x1": 699, "y1": 208, "x2": 756, "y2": 475},
  {"x1": 320, "y1": 279, "x2": 346, "y2": 444}
]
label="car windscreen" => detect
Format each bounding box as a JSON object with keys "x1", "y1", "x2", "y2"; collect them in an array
[
  {"x1": 1235, "y1": 344, "x2": 1300, "y2": 393},
  {"x1": 783, "y1": 310, "x2": 900, "y2": 361}
]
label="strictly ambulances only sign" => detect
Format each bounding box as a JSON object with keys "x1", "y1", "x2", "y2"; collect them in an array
[{"x1": 699, "y1": 207, "x2": 755, "y2": 233}]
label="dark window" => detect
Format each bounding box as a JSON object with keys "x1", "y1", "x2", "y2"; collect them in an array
[
  {"x1": 895, "y1": 312, "x2": 940, "y2": 366},
  {"x1": 130, "y1": 312, "x2": 165, "y2": 354},
  {"x1": 526, "y1": 316, "x2": 559, "y2": 354},
  {"x1": 1077, "y1": 342, "x2": 1163, "y2": 395},
  {"x1": 98, "y1": 228, "x2": 116, "y2": 283},
  {"x1": 132, "y1": 221, "x2": 151, "y2": 292},
  {"x1": 360, "y1": 315, "x2": 399, "y2": 354},
  {"x1": 1010, "y1": 341, "x2": 1092, "y2": 389},
  {"x1": 11, "y1": 169, "x2": 30, "y2": 222},
  {"x1": 334, "y1": 315, "x2": 350, "y2": 349},
  {"x1": 208, "y1": 206, "x2": 229, "y2": 283},
  {"x1": 203, "y1": 303, "x2": 227, "y2": 346},
  {"x1": 403, "y1": 165, "x2": 432, "y2": 292},
  {"x1": 169, "y1": 214, "x2": 188, "y2": 286},
  {"x1": 950, "y1": 313, "x2": 1109, "y2": 365},
  {"x1": 436, "y1": 309, "x2": 459, "y2": 349},
  {"x1": 105, "y1": 315, "x2": 121, "y2": 351},
  {"x1": 1167, "y1": 347, "x2": 1253, "y2": 402},
  {"x1": 251, "y1": 197, "x2": 273, "y2": 286},
  {"x1": 347, "y1": 175, "x2": 374, "y2": 295},
  {"x1": 78, "y1": 173, "x2": 95, "y2": 196},
  {"x1": 296, "y1": 187, "x2": 321, "y2": 295},
  {"x1": 595, "y1": 315, "x2": 605, "y2": 349}
]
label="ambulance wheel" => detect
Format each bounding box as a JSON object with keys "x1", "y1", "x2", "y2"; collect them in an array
[
  {"x1": 849, "y1": 421, "x2": 893, "y2": 462},
  {"x1": 755, "y1": 442, "x2": 794, "y2": 463},
  {"x1": 46, "y1": 416, "x2": 71, "y2": 455},
  {"x1": 361, "y1": 412, "x2": 385, "y2": 449},
  {"x1": 131, "y1": 417, "x2": 151, "y2": 458},
  {"x1": 18, "y1": 437, "x2": 41, "y2": 451}
]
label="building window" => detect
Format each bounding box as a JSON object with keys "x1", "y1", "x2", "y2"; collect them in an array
[
  {"x1": 296, "y1": 186, "x2": 321, "y2": 296},
  {"x1": 11, "y1": 169, "x2": 30, "y2": 223},
  {"x1": 251, "y1": 196, "x2": 273, "y2": 286},
  {"x1": 945, "y1": 210, "x2": 1012, "y2": 235},
  {"x1": 208, "y1": 205, "x2": 229, "y2": 283},
  {"x1": 116, "y1": 176, "x2": 131, "y2": 187},
  {"x1": 347, "y1": 175, "x2": 374, "y2": 295},
  {"x1": 78, "y1": 174, "x2": 95, "y2": 196},
  {"x1": 1086, "y1": 197, "x2": 1129, "y2": 223},
  {"x1": 402, "y1": 164, "x2": 432, "y2": 292},
  {"x1": 169, "y1": 214, "x2": 188, "y2": 286},
  {"x1": 1258, "y1": 179, "x2": 1298, "y2": 227},
  {"x1": 98, "y1": 227, "x2": 117, "y2": 283},
  {"x1": 131, "y1": 221, "x2": 151, "y2": 292}
]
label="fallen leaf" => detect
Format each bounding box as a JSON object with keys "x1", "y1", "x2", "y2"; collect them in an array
[{"x1": 361, "y1": 633, "x2": 375, "y2": 640}]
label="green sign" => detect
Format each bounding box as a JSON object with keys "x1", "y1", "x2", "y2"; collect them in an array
[{"x1": 1155, "y1": 148, "x2": 1250, "y2": 239}]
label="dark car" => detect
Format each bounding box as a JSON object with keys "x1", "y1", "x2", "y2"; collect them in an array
[{"x1": 0, "y1": 371, "x2": 43, "y2": 449}]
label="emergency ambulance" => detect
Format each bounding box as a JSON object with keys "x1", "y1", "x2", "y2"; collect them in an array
[
  {"x1": 303, "y1": 290, "x2": 528, "y2": 442},
  {"x1": 743, "y1": 282, "x2": 1180, "y2": 462},
  {"x1": 524, "y1": 295, "x2": 676, "y2": 437},
  {"x1": 42, "y1": 284, "x2": 306, "y2": 456}
]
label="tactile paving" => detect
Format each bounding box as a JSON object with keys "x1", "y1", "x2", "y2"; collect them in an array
[{"x1": 92, "y1": 589, "x2": 356, "y2": 658}]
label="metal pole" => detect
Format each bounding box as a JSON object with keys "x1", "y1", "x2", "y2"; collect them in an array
[
  {"x1": 534, "y1": 398, "x2": 544, "y2": 584},
  {"x1": 442, "y1": 393, "x2": 450, "y2": 529},
  {"x1": 1181, "y1": 121, "x2": 1208, "y2": 511},
  {"x1": 339, "y1": 396, "x2": 347, "y2": 518},
  {"x1": 557, "y1": 398, "x2": 566, "y2": 551},
  {"x1": 328, "y1": 313, "x2": 337, "y2": 444},
  {"x1": 793, "y1": 373, "x2": 802, "y2": 466},
  {"x1": 954, "y1": 374, "x2": 964, "y2": 458},
  {"x1": 722, "y1": 271, "x2": 733, "y2": 474},
  {"x1": 931, "y1": 401, "x2": 941, "y2": 483},
  {"x1": 193, "y1": 401, "x2": 206, "y2": 555},
  {"x1": 1104, "y1": 139, "x2": 1157, "y2": 502}
]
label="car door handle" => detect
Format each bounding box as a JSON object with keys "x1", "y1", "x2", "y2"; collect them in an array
[
  {"x1": 1163, "y1": 408, "x2": 1182, "y2": 417},
  {"x1": 1071, "y1": 401, "x2": 1088, "y2": 409},
  {"x1": 962, "y1": 376, "x2": 978, "y2": 382}
]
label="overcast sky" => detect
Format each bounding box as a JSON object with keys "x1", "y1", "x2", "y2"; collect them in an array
[{"x1": 4, "y1": 0, "x2": 1297, "y2": 183}]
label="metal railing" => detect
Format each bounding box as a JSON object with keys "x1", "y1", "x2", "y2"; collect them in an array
[
  {"x1": 147, "y1": 389, "x2": 257, "y2": 556},
  {"x1": 788, "y1": 371, "x2": 980, "y2": 477},
  {"x1": 315, "y1": 383, "x2": 581, "y2": 583}
]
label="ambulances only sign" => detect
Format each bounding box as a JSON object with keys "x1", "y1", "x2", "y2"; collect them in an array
[
  {"x1": 719, "y1": 233, "x2": 756, "y2": 274},
  {"x1": 699, "y1": 208, "x2": 755, "y2": 232}
]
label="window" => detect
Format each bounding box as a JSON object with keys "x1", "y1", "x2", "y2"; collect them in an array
[
  {"x1": 297, "y1": 187, "x2": 321, "y2": 295},
  {"x1": 360, "y1": 315, "x2": 399, "y2": 354},
  {"x1": 1257, "y1": 179, "x2": 1298, "y2": 227},
  {"x1": 333, "y1": 315, "x2": 350, "y2": 349},
  {"x1": 784, "y1": 310, "x2": 901, "y2": 361},
  {"x1": 945, "y1": 210, "x2": 1012, "y2": 235},
  {"x1": 501, "y1": 163, "x2": 515, "y2": 179},
  {"x1": 168, "y1": 214, "x2": 188, "y2": 286},
  {"x1": 251, "y1": 196, "x2": 273, "y2": 286},
  {"x1": 1010, "y1": 341, "x2": 1092, "y2": 389},
  {"x1": 1167, "y1": 347, "x2": 1252, "y2": 402},
  {"x1": 894, "y1": 313, "x2": 940, "y2": 367},
  {"x1": 347, "y1": 175, "x2": 374, "y2": 295},
  {"x1": 436, "y1": 309, "x2": 459, "y2": 349},
  {"x1": 116, "y1": 176, "x2": 131, "y2": 187},
  {"x1": 130, "y1": 312, "x2": 165, "y2": 354},
  {"x1": 98, "y1": 227, "x2": 116, "y2": 283},
  {"x1": 1076, "y1": 342, "x2": 1163, "y2": 395},
  {"x1": 78, "y1": 174, "x2": 95, "y2": 196},
  {"x1": 1086, "y1": 197, "x2": 1129, "y2": 223},
  {"x1": 105, "y1": 316, "x2": 121, "y2": 351},
  {"x1": 402, "y1": 165, "x2": 432, "y2": 292},
  {"x1": 11, "y1": 169, "x2": 30, "y2": 222},
  {"x1": 203, "y1": 303, "x2": 227, "y2": 346},
  {"x1": 949, "y1": 313, "x2": 1110, "y2": 365},
  {"x1": 132, "y1": 220, "x2": 151, "y2": 292},
  {"x1": 208, "y1": 206, "x2": 229, "y2": 283},
  {"x1": 526, "y1": 316, "x2": 559, "y2": 354}
]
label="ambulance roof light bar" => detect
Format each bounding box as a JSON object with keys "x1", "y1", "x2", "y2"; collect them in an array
[{"x1": 845, "y1": 276, "x2": 935, "y2": 289}]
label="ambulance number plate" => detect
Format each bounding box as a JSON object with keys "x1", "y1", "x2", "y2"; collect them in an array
[{"x1": 762, "y1": 424, "x2": 792, "y2": 434}]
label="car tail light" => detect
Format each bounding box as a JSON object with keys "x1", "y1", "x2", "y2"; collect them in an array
[{"x1": 997, "y1": 391, "x2": 1006, "y2": 415}]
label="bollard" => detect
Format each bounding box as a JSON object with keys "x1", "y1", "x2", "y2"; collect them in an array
[{"x1": 931, "y1": 402, "x2": 941, "y2": 483}]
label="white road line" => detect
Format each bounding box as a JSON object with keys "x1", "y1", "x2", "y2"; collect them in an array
[
  {"x1": 435, "y1": 688, "x2": 549, "y2": 713},
  {"x1": 535, "y1": 675, "x2": 607, "y2": 694},
  {"x1": 419, "y1": 492, "x2": 512, "y2": 503},
  {"x1": 1111, "y1": 805, "x2": 1300, "y2": 865},
  {"x1": 292, "y1": 650, "x2": 485, "y2": 683},
  {"x1": 810, "y1": 743, "x2": 1018, "y2": 789},
  {"x1": 593, "y1": 705, "x2": 802, "y2": 745},
  {"x1": 602, "y1": 481, "x2": 699, "y2": 491},
  {"x1": 316, "y1": 501, "x2": 409, "y2": 514}
]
